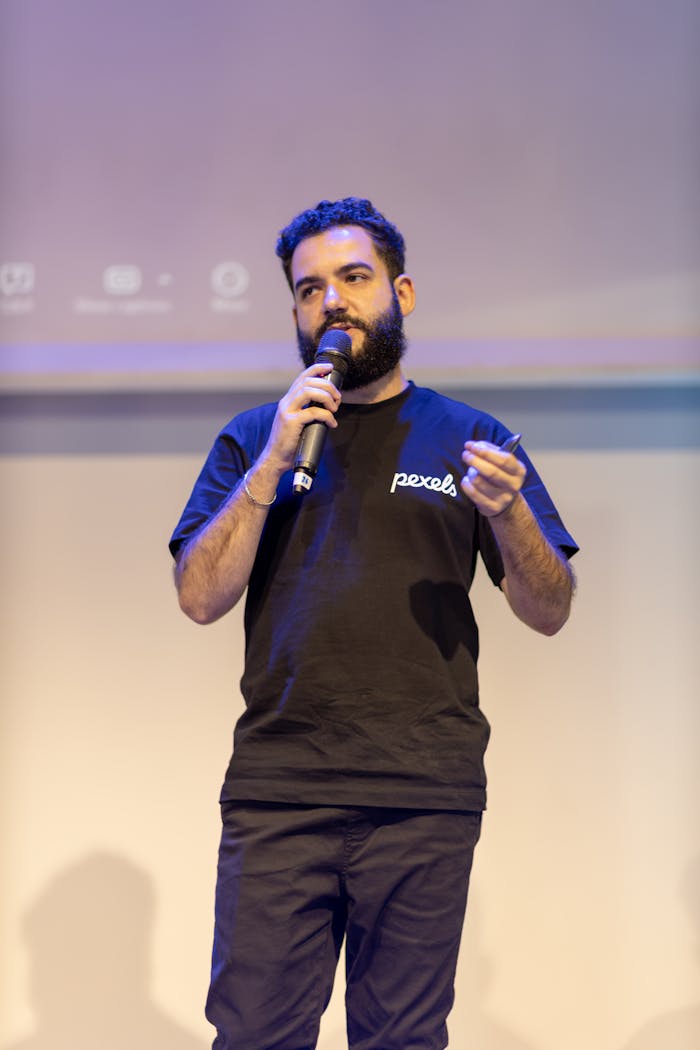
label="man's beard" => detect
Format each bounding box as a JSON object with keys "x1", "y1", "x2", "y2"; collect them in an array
[{"x1": 296, "y1": 291, "x2": 406, "y2": 391}]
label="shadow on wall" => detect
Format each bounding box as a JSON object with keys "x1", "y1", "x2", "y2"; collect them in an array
[
  {"x1": 456, "y1": 894, "x2": 541, "y2": 1050},
  {"x1": 4, "y1": 852, "x2": 207, "y2": 1050},
  {"x1": 621, "y1": 852, "x2": 700, "y2": 1050}
]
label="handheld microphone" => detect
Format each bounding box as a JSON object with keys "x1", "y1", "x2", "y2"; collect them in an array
[{"x1": 293, "y1": 328, "x2": 352, "y2": 494}]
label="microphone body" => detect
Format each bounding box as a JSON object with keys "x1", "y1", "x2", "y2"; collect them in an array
[{"x1": 293, "y1": 329, "x2": 351, "y2": 494}]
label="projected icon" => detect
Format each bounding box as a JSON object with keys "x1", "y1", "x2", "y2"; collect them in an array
[
  {"x1": 103, "y1": 265, "x2": 142, "y2": 295},
  {"x1": 211, "y1": 261, "x2": 249, "y2": 298},
  {"x1": 1, "y1": 262, "x2": 35, "y2": 296}
]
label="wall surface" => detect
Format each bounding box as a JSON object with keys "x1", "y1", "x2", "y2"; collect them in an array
[{"x1": 1, "y1": 385, "x2": 698, "y2": 1050}]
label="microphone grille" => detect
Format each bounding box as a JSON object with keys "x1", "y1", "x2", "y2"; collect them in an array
[{"x1": 315, "y1": 328, "x2": 352, "y2": 360}]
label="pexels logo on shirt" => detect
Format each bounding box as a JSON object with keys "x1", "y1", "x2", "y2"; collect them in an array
[{"x1": 390, "y1": 472, "x2": 458, "y2": 498}]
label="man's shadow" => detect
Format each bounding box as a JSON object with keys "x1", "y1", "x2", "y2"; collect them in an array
[
  {"x1": 455, "y1": 894, "x2": 541, "y2": 1050},
  {"x1": 620, "y1": 852, "x2": 700, "y2": 1049},
  {"x1": 4, "y1": 852, "x2": 208, "y2": 1050}
]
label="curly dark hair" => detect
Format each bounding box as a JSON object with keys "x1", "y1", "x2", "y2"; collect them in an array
[{"x1": 275, "y1": 197, "x2": 406, "y2": 291}]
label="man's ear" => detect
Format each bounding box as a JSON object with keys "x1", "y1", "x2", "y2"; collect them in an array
[
  {"x1": 292, "y1": 304, "x2": 298, "y2": 326},
  {"x1": 393, "y1": 274, "x2": 416, "y2": 317}
]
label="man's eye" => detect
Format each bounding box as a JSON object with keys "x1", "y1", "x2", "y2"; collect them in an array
[
  {"x1": 300, "y1": 286, "x2": 318, "y2": 299},
  {"x1": 346, "y1": 273, "x2": 366, "y2": 283}
]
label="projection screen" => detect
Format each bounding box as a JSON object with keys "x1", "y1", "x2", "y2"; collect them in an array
[{"x1": 1, "y1": 0, "x2": 698, "y2": 389}]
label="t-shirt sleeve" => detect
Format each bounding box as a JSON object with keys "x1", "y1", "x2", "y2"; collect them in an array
[
  {"x1": 477, "y1": 444, "x2": 579, "y2": 588},
  {"x1": 168, "y1": 429, "x2": 249, "y2": 560}
]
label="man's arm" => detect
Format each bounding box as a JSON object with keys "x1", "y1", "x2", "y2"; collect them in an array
[
  {"x1": 461, "y1": 440, "x2": 574, "y2": 636},
  {"x1": 175, "y1": 362, "x2": 341, "y2": 624}
]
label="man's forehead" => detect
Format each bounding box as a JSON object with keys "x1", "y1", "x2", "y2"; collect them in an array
[{"x1": 290, "y1": 225, "x2": 381, "y2": 274}]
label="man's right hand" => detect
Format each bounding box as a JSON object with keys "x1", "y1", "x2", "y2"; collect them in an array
[
  {"x1": 261, "y1": 361, "x2": 342, "y2": 475},
  {"x1": 174, "y1": 361, "x2": 343, "y2": 624}
]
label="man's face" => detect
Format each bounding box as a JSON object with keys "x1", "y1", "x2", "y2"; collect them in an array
[{"x1": 290, "y1": 226, "x2": 413, "y2": 390}]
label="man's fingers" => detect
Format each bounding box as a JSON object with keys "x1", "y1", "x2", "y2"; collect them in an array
[
  {"x1": 285, "y1": 374, "x2": 341, "y2": 414},
  {"x1": 462, "y1": 441, "x2": 525, "y2": 480},
  {"x1": 297, "y1": 404, "x2": 339, "y2": 429},
  {"x1": 460, "y1": 438, "x2": 526, "y2": 518}
]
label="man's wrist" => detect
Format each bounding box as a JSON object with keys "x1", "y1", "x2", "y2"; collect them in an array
[
  {"x1": 241, "y1": 459, "x2": 285, "y2": 507},
  {"x1": 487, "y1": 492, "x2": 522, "y2": 523},
  {"x1": 242, "y1": 470, "x2": 276, "y2": 508}
]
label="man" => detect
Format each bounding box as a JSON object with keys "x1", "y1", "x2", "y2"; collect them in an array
[{"x1": 170, "y1": 197, "x2": 578, "y2": 1050}]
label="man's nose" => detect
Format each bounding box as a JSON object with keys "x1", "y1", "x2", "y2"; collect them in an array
[{"x1": 323, "y1": 283, "x2": 346, "y2": 312}]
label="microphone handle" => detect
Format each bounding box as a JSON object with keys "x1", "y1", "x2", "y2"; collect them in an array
[{"x1": 293, "y1": 363, "x2": 346, "y2": 492}]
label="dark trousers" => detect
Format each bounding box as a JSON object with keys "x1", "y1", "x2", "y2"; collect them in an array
[{"x1": 206, "y1": 801, "x2": 482, "y2": 1050}]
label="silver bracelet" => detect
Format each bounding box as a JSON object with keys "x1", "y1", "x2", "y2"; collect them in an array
[{"x1": 242, "y1": 469, "x2": 277, "y2": 507}]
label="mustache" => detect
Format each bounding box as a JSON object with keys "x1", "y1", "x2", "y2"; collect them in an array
[{"x1": 315, "y1": 316, "x2": 369, "y2": 342}]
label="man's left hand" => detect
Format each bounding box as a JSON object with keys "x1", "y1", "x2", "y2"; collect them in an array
[{"x1": 460, "y1": 440, "x2": 526, "y2": 518}]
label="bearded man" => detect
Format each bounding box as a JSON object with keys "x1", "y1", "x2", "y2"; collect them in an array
[{"x1": 170, "y1": 197, "x2": 578, "y2": 1050}]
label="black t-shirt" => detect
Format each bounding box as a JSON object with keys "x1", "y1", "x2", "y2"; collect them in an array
[{"x1": 170, "y1": 383, "x2": 578, "y2": 811}]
